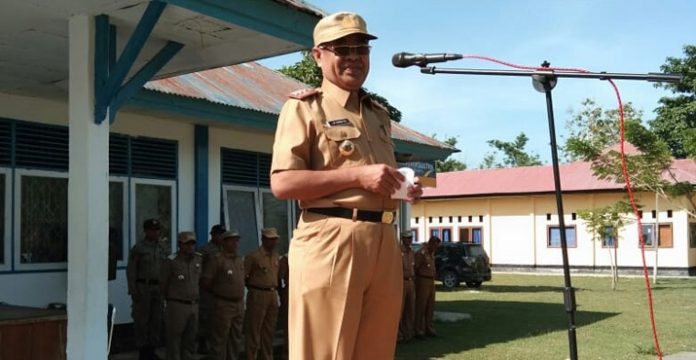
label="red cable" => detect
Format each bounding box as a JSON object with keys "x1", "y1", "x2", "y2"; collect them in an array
[{"x1": 458, "y1": 55, "x2": 663, "y2": 359}]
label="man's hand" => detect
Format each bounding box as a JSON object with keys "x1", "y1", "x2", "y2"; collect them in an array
[
  {"x1": 357, "y1": 164, "x2": 405, "y2": 196},
  {"x1": 408, "y1": 177, "x2": 424, "y2": 202}
]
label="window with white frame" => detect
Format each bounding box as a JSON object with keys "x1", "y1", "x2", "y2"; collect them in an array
[
  {"x1": 690, "y1": 223, "x2": 696, "y2": 248},
  {"x1": 132, "y1": 179, "x2": 176, "y2": 252},
  {"x1": 548, "y1": 226, "x2": 577, "y2": 248},
  {"x1": 109, "y1": 179, "x2": 127, "y2": 262},
  {"x1": 16, "y1": 171, "x2": 68, "y2": 267},
  {"x1": 430, "y1": 227, "x2": 452, "y2": 242},
  {"x1": 261, "y1": 190, "x2": 291, "y2": 255}
]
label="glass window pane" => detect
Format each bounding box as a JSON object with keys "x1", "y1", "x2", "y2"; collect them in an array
[
  {"x1": 109, "y1": 182, "x2": 124, "y2": 260},
  {"x1": 262, "y1": 192, "x2": 289, "y2": 255},
  {"x1": 472, "y1": 228, "x2": 482, "y2": 244},
  {"x1": 690, "y1": 223, "x2": 696, "y2": 248},
  {"x1": 549, "y1": 226, "x2": 574, "y2": 247},
  {"x1": 603, "y1": 226, "x2": 615, "y2": 247},
  {"x1": 642, "y1": 224, "x2": 654, "y2": 247},
  {"x1": 135, "y1": 183, "x2": 172, "y2": 250},
  {"x1": 0, "y1": 174, "x2": 4, "y2": 264},
  {"x1": 20, "y1": 176, "x2": 68, "y2": 263},
  {"x1": 442, "y1": 228, "x2": 451, "y2": 242},
  {"x1": 411, "y1": 229, "x2": 418, "y2": 242},
  {"x1": 430, "y1": 228, "x2": 439, "y2": 238},
  {"x1": 225, "y1": 189, "x2": 258, "y2": 256}
]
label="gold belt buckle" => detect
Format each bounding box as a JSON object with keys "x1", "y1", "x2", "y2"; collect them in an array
[{"x1": 381, "y1": 211, "x2": 394, "y2": 224}]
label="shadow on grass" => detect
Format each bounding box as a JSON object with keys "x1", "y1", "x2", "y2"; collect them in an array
[{"x1": 395, "y1": 300, "x2": 618, "y2": 360}]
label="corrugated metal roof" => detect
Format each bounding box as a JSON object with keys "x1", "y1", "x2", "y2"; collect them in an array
[
  {"x1": 423, "y1": 159, "x2": 696, "y2": 198},
  {"x1": 144, "y1": 62, "x2": 454, "y2": 151},
  {"x1": 277, "y1": 0, "x2": 326, "y2": 17}
]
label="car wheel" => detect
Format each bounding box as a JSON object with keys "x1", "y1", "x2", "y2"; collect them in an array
[
  {"x1": 466, "y1": 281, "x2": 482, "y2": 288},
  {"x1": 441, "y1": 270, "x2": 459, "y2": 289}
]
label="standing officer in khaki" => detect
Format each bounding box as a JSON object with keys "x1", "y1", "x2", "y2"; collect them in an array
[
  {"x1": 244, "y1": 228, "x2": 281, "y2": 360},
  {"x1": 199, "y1": 224, "x2": 227, "y2": 353},
  {"x1": 160, "y1": 232, "x2": 202, "y2": 360},
  {"x1": 398, "y1": 230, "x2": 416, "y2": 343},
  {"x1": 415, "y1": 236, "x2": 441, "y2": 338},
  {"x1": 270, "y1": 11, "x2": 423, "y2": 360},
  {"x1": 202, "y1": 230, "x2": 245, "y2": 360},
  {"x1": 127, "y1": 218, "x2": 170, "y2": 360}
]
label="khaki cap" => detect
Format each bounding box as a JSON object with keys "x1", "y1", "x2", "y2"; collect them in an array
[
  {"x1": 313, "y1": 11, "x2": 377, "y2": 46},
  {"x1": 400, "y1": 230, "x2": 413, "y2": 238},
  {"x1": 222, "y1": 230, "x2": 240, "y2": 239},
  {"x1": 261, "y1": 228, "x2": 280, "y2": 239},
  {"x1": 178, "y1": 231, "x2": 196, "y2": 244}
]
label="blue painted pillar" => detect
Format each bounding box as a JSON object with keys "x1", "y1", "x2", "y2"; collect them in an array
[{"x1": 194, "y1": 125, "x2": 209, "y2": 247}]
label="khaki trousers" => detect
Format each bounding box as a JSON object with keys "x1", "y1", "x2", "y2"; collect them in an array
[
  {"x1": 398, "y1": 279, "x2": 416, "y2": 341},
  {"x1": 132, "y1": 283, "x2": 163, "y2": 348},
  {"x1": 288, "y1": 213, "x2": 403, "y2": 360},
  {"x1": 244, "y1": 289, "x2": 279, "y2": 360},
  {"x1": 209, "y1": 298, "x2": 244, "y2": 360},
  {"x1": 198, "y1": 291, "x2": 214, "y2": 338},
  {"x1": 415, "y1": 277, "x2": 436, "y2": 336},
  {"x1": 165, "y1": 301, "x2": 198, "y2": 360}
]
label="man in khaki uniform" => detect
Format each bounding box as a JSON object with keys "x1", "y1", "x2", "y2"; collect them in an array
[
  {"x1": 244, "y1": 228, "x2": 280, "y2": 360},
  {"x1": 270, "y1": 11, "x2": 423, "y2": 359},
  {"x1": 199, "y1": 224, "x2": 227, "y2": 353},
  {"x1": 127, "y1": 218, "x2": 170, "y2": 360},
  {"x1": 278, "y1": 254, "x2": 290, "y2": 360},
  {"x1": 398, "y1": 230, "x2": 416, "y2": 343},
  {"x1": 414, "y1": 236, "x2": 441, "y2": 339},
  {"x1": 202, "y1": 230, "x2": 245, "y2": 360},
  {"x1": 161, "y1": 232, "x2": 202, "y2": 360}
]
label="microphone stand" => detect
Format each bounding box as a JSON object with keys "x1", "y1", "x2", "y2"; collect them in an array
[{"x1": 416, "y1": 62, "x2": 680, "y2": 360}]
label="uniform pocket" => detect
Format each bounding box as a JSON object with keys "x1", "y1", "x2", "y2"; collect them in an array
[{"x1": 322, "y1": 126, "x2": 364, "y2": 168}]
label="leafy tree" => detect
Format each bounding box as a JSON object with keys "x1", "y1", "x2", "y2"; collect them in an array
[
  {"x1": 577, "y1": 201, "x2": 634, "y2": 290},
  {"x1": 565, "y1": 100, "x2": 696, "y2": 282},
  {"x1": 432, "y1": 135, "x2": 466, "y2": 173},
  {"x1": 482, "y1": 132, "x2": 543, "y2": 168},
  {"x1": 650, "y1": 45, "x2": 696, "y2": 159},
  {"x1": 278, "y1": 51, "x2": 402, "y2": 122}
]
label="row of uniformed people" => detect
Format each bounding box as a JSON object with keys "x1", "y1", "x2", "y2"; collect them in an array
[
  {"x1": 127, "y1": 219, "x2": 287, "y2": 360},
  {"x1": 398, "y1": 232, "x2": 441, "y2": 342}
]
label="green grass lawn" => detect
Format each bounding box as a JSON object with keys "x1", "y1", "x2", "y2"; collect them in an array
[{"x1": 395, "y1": 274, "x2": 696, "y2": 360}]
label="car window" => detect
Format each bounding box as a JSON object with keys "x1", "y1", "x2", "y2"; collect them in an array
[{"x1": 465, "y1": 245, "x2": 486, "y2": 257}]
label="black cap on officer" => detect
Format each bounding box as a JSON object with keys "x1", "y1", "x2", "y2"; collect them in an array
[
  {"x1": 143, "y1": 218, "x2": 161, "y2": 230},
  {"x1": 210, "y1": 224, "x2": 226, "y2": 235}
]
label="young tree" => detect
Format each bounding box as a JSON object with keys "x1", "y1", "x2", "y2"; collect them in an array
[
  {"x1": 565, "y1": 99, "x2": 696, "y2": 283},
  {"x1": 482, "y1": 132, "x2": 543, "y2": 168},
  {"x1": 278, "y1": 52, "x2": 403, "y2": 122},
  {"x1": 650, "y1": 45, "x2": 696, "y2": 159},
  {"x1": 577, "y1": 201, "x2": 634, "y2": 290}
]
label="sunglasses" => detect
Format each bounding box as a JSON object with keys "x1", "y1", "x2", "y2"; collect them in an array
[{"x1": 320, "y1": 44, "x2": 371, "y2": 56}]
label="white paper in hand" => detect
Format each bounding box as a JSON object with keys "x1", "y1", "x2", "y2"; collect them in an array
[{"x1": 391, "y1": 167, "x2": 415, "y2": 200}]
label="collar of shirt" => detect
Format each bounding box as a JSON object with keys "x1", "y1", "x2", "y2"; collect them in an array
[{"x1": 321, "y1": 79, "x2": 370, "y2": 111}]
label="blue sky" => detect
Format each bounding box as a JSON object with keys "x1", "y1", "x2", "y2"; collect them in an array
[{"x1": 260, "y1": 0, "x2": 696, "y2": 167}]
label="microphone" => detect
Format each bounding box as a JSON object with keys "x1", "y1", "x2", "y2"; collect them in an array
[{"x1": 392, "y1": 52, "x2": 463, "y2": 68}]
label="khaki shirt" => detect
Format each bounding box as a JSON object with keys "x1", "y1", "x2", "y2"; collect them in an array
[
  {"x1": 126, "y1": 239, "x2": 170, "y2": 294},
  {"x1": 161, "y1": 253, "x2": 202, "y2": 301},
  {"x1": 200, "y1": 240, "x2": 223, "y2": 270},
  {"x1": 245, "y1": 247, "x2": 279, "y2": 289},
  {"x1": 271, "y1": 79, "x2": 399, "y2": 211},
  {"x1": 401, "y1": 245, "x2": 415, "y2": 279},
  {"x1": 202, "y1": 252, "x2": 245, "y2": 300},
  {"x1": 414, "y1": 248, "x2": 436, "y2": 278}
]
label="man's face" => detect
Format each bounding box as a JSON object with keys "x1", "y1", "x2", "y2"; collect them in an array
[
  {"x1": 211, "y1": 232, "x2": 223, "y2": 243},
  {"x1": 145, "y1": 227, "x2": 160, "y2": 241},
  {"x1": 180, "y1": 241, "x2": 196, "y2": 256},
  {"x1": 428, "y1": 240, "x2": 440, "y2": 253},
  {"x1": 262, "y1": 237, "x2": 278, "y2": 251},
  {"x1": 312, "y1": 34, "x2": 370, "y2": 91},
  {"x1": 223, "y1": 237, "x2": 240, "y2": 253},
  {"x1": 402, "y1": 236, "x2": 412, "y2": 247}
]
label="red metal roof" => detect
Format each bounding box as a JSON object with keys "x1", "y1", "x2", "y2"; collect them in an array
[
  {"x1": 422, "y1": 159, "x2": 696, "y2": 198},
  {"x1": 144, "y1": 62, "x2": 454, "y2": 151}
]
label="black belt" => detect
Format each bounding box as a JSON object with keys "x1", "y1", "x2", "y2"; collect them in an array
[
  {"x1": 247, "y1": 284, "x2": 277, "y2": 292},
  {"x1": 404, "y1": 277, "x2": 414, "y2": 281},
  {"x1": 307, "y1": 207, "x2": 395, "y2": 224},
  {"x1": 167, "y1": 298, "x2": 198, "y2": 305},
  {"x1": 137, "y1": 279, "x2": 159, "y2": 285},
  {"x1": 416, "y1": 275, "x2": 434, "y2": 280},
  {"x1": 214, "y1": 293, "x2": 243, "y2": 302}
]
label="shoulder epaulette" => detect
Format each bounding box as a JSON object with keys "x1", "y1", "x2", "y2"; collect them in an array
[
  {"x1": 194, "y1": 252, "x2": 202, "y2": 257},
  {"x1": 370, "y1": 98, "x2": 389, "y2": 113},
  {"x1": 168, "y1": 254, "x2": 177, "y2": 260},
  {"x1": 289, "y1": 87, "x2": 320, "y2": 100}
]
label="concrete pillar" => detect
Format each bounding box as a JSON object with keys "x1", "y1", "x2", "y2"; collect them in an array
[{"x1": 66, "y1": 14, "x2": 109, "y2": 359}]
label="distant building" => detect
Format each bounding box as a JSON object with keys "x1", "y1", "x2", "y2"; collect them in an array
[{"x1": 411, "y1": 160, "x2": 696, "y2": 275}]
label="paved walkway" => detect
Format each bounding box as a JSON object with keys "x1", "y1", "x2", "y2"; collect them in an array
[{"x1": 665, "y1": 353, "x2": 696, "y2": 360}]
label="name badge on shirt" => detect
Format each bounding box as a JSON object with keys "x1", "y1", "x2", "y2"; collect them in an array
[{"x1": 328, "y1": 119, "x2": 352, "y2": 127}]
